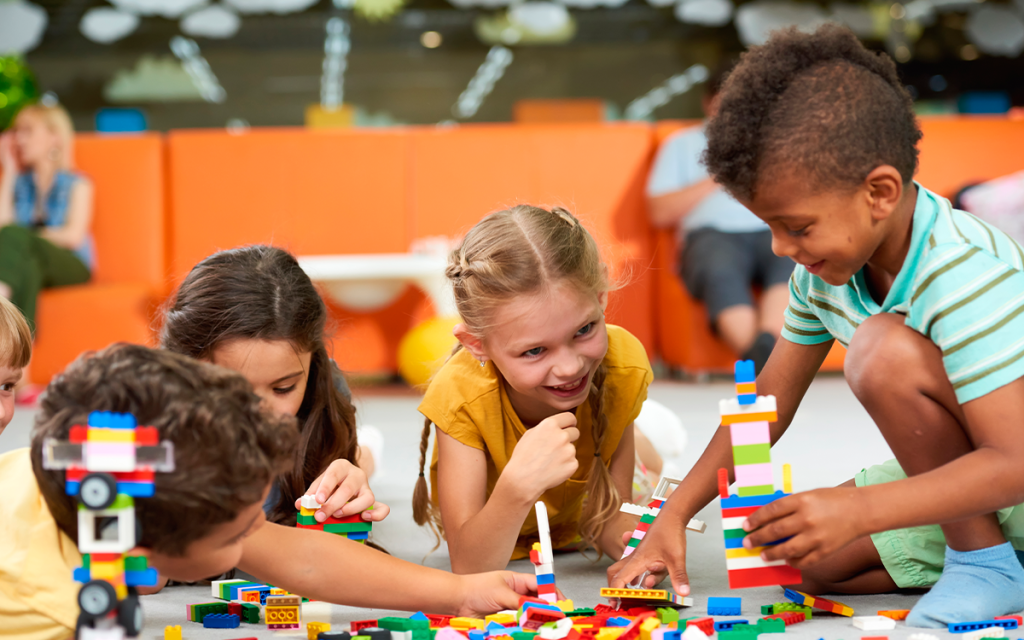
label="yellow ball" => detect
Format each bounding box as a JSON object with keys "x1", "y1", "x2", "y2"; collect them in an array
[{"x1": 398, "y1": 316, "x2": 460, "y2": 388}]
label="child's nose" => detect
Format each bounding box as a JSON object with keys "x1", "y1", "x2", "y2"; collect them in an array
[{"x1": 771, "y1": 232, "x2": 797, "y2": 259}]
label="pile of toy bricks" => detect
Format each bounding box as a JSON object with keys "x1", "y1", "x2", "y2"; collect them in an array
[
  {"x1": 183, "y1": 578, "x2": 304, "y2": 629},
  {"x1": 298, "y1": 495, "x2": 372, "y2": 544}
]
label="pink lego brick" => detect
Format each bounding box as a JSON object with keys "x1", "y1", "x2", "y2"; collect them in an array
[
  {"x1": 729, "y1": 421, "x2": 771, "y2": 446},
  {"x1": 734, "y1": 463, "x2": 773, "y2": 487}
]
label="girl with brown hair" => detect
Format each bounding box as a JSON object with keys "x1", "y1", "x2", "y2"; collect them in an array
[
  {"x1": 162, "y1": 245, "x2": 387, "y2": 526},
  {"x1": 412, "y1": 205, "x2": 654, "y2": 573}
]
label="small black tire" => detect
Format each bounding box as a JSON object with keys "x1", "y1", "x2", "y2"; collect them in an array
[
  {"x1": 78, "y1": 580, "x2": 117, "y2": 618},
  {"x1": 118, "y1": 591, "x2": 143, "y2": 636},
  {"x1": 79, "y1": 473, "x2": 118, "y2": 510}
]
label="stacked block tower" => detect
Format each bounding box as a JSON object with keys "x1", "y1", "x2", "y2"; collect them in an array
[
  {"x1": 719, "y1": 360, "x2": 802, "y2": 589},
  {"x1": 298, "y1": 495, "x2": 372, "y2": 543},
  {"x1": 530, "y1": 501, "x2": 558, "y2": 603}
]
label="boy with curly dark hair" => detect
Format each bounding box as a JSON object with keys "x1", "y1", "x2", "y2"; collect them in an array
[
  {"x1": 0, "y1": 344, "x2": 538, "y2": 639},
  {"x1": 609, "y1": 24, "x2": 1024, "y2": 627}
]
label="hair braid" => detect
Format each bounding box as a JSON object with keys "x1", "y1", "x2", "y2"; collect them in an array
[
  {"x1": 412, "y1": 416, "x2": 445, "y2": 550},
  {"x1": 578, "y1": 362, "x2": 621, "y2": 558}
]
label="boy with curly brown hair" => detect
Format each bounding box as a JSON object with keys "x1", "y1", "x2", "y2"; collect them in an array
[
  {"x1": 0, "y1": 344, "x2": 537, "y2": 639},
  {"x1": 610, "y1": 24, "x2": 1024, "y2": 627}
]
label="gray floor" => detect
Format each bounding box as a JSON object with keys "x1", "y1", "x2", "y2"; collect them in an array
[{"x1": 0, "y1": 377, "x2": 969, "y2": 639}]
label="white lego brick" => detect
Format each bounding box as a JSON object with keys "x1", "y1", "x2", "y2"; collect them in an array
[
  {"x1": 539, "y1": 617, "x2": 573, "y2": 639},
  {"x1": 299, "y1": 495, "x2": 322, "y2": 510},
  {"x1": 853, "y1": 616, "x2": 897, "y2": 631},
  {"x1": 964, "y1": 628, "x2": 1007, "y2": 640},
  {"x1": 83, "y1": 441, "x2": 137, "y2": 472},
  {"x1": 80, "y1": 626, "x2": 126, "y2": 640},
  {"x1": 535, "y1": 502, "x2": 553, "y2": 560},
  {"x1": 653, "y1": 476, "x2": 682, "y2": 500},
  {"x1": 211, "y1": 578, "x2": 248, "y2": 599},
  {"x1": 681, "y1": 624, "x2": 708, "y2": 640},
  {"x1": 687, "y1": 518, "x2": 707, "y2": 533},
  {"x1": 78, "y1": 505, "x2": 136, "y2": 554},
  {"x1": 535, "y1": 562, "x2": 554, "y2": 574},
  {"x1": 302, "y1": 600, "x2": 333, "y2": 624},
  {"x1": 725, "y1": 555, "x2": 789, "y2": 570},
  {"x1": 719, "y1": 395, "x2": 777, "y2": 420},
  {"x1": 392, "y1": 631, "x2": 413, "y2": 640}
]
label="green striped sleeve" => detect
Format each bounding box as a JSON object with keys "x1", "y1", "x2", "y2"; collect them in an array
[
  {"x1": 908, "y1": 243, "x2": 1024, "y2": 404},
  {"x1": 782, "y1": 270, "x2": 833, "y2": 345}
]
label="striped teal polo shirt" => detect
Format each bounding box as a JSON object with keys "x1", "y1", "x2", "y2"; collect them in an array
[{"x1": 783, "y1": 184, "x2": 1024, "y2": 404}]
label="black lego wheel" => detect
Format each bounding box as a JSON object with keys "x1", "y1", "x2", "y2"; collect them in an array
[
  {"x1": 79, "y1": 473, "x2": 118, "y2": 510},
  {"x1": 118, "y1": 589, "x2": 143, "y2": 636},
  {"x1": 78, "y1": 580, "x2": 117, "y2": 618}
]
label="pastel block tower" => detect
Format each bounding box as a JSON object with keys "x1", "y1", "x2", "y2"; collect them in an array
[
  {"x1": 530, "y1": 501, "x2": 558, "y2": 603},
  {"x1": 297, "y1": 495, "x2": 372, "y2": 543},
  {"x1": 719, "y1": 360, "x2": 802, "y2": 589}
]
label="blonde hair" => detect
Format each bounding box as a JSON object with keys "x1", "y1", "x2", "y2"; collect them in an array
[
  {"x1": 412, "y1": 205, "x2": 622, "y2": 558},
  {"x1": 16, "y1": 102, "x2": 76, "y2": 171},
  {"x1": 0, "y1": 297, "x2": 32, "y2": 370}
]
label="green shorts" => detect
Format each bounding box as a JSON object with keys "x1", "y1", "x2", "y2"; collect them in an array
[{"x1": 855, "y1": 458, "x2": 1024, "y2": 588}]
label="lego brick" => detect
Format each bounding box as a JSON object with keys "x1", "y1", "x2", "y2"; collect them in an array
[
  {"x1": 721, "y1": 492, "x2": 787, "y2": 510},
  {"x1": 566, "y1": 609, "x2": 595, "y2": 619},
  {"x1": 949, "y1": 620, "x2": 1018, "y2": 633},
  {"x1": 763, "y1": 612, "x2": 805, "y2": 625},
  {"x1": 782, "y1": 589, "x2": 852, "y2": 616},
  {"x1": 657, "y1": 608, "x2": 679, "y2": 624},
  {"x1": 310, "y1": 623, "x2": 334, "y2": 640},
  {"x1": 322, "y1": 634, "x2": 354, "y2": 640},
  {"x1": 685, "y1": 618, "x2": 714, "y2": 636},
  {"x1": 732, "y1": 444, "x2": 772, "y2": 466},
  {"x1": 768, "y1": 603, "x2": 811, "y2": 619},
  {"x1": 323, "y1": 522, "x2": 374, "y2": 533},
  {"x1": 734, "y1": 360, "x2": 756, "y2": 383},
  {"x1": 727, "y1": 565, "x2": 802, "y2": 589},
  {"x1": 708, "y1": 596, "x2": 742, "y2": 615},
  {"x1": 737, "y1": 484, "x2": 776, "y2": 497},
  {"x1": 714, "y1": 621, "x2": 749, "y2": 632},
  {"x1": 853, "y1": 616, "x2": 896, "y2": 631},
  {"x1": 729, "y1": 422, "x2": 770, "y2": 448},
  {"x1": 719, "y1": 396, "x2": 778, "y2": 424},
  {"x1": 680, "y1": 626, "x2": 708, "y2": 640},
  {"x1": 781, "y1": 464, "x2": 792, "y2": 494},
  {"x1": 380, "y1": 617, "x2": 431, "y2": 631},
  {"x1": 452, "y1": 618, "x2": 488, "y2": 630},
  {"x1": 165, "y1": 626, "x2": 182, "y2": 640},
  {"x1": 717, "y1": 628, "x2": 759, "y2": 640},
  {"x1": 204, "y1": 613, "x2": 240, "y2": 628},
  {"x1": 241, "y1": 602, "x2": 261, "y2": 624},
  {"x1": 429, "y1": 615, "x2": 456, "y2": 628},
  {"x1": 963, "y1": 629, "x2": 1007, "y2": 640}
]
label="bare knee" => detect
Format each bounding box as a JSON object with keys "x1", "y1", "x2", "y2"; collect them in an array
[{"x1": 845, "y1": 313, "x2": 939, "y2": 400}]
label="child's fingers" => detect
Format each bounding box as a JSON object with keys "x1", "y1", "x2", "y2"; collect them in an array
[
  {"x1": 331, "y1": 483, "x2": 373, "y2": 517},
  {"x1": 295, "y1": 473, "x2": 327, "y2": 509},
  {"x1": 621, "y1": 530, "x2": 633, "y2": 546},
  {"x1": 742, "y1": 494, "x2": 797, "y2": 533},
  {"x1": 315, "y1": 462, "x2": 358, "y2": 504},
  {"x1": 742, "y1": 514, "x2": 801, "y2": 551},
  {"x1": 563, "y1": 426, "x2": 580, "y2": 444},
  {"x1": 364, "y1": 501, "x2": 390, "y2": 521}
]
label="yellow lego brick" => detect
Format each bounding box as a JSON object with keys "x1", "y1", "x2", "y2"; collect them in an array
[
  {"x1": 532, "y1": 542, "x2": 542, "y2": 551},
  {"x1": 600, "y1": 587, "x2": 670, "y2": 600},
  {"x1": 597, "y1": 628, "x2": 625, "y2": 640},
  {"x1": 164, "y1": 625, "x2": 182, "y2": 640},
  {"x1": 114, "y1": 583, "x2": 128, "y2": 600},
  {"x1": 266, "y1": 604, "x2": 300, "y2": 624},
  {"x1": 450, "y1": 617, "x2": 486, "y2": 630},
  {"x1": 486, "y1": 613, "x2": 517, "y2": 625},
  {"x1": 300, "y1": 506, "x2": 318, "y2": 517},
  {"x1": 270, "y1": 587, "x2": 289, "y2": 596},
  {"x1": 725, "y1": 546, "x2": 770, "y2": 559},
  {"x1": 90, "y1": 559, "x2": 126, "y2": 580},
  {"x1": 640, "y1": 617, "x2": 660, "y2": 640},
  {"x1": 783, "y1": 463, "x2": 793, "y2": 494},
  {"x1": 308, "y1": 622, "x2": 331, "y2": 639},
  {"x1": 574, "y1": 625, "x2": 594, "y2": 631},
  {"x1": 87, "y1": 428, "x2": 135, "y2": 443},
  {"x1": 556, "y1": 600, "x2": 574, "y2": 612}
]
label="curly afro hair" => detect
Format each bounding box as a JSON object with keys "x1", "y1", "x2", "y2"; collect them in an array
[{"x1": 703, "y1": 24, "x2": 922, "y2": 202}]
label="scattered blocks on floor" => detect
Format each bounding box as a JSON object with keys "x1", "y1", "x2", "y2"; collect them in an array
[
  {"x1": 852, "y1": 616, "x2": 896, "y2": 631},
  {"x1": 783, "y1": 588, "x2": 854, "y2": 616},
  {"x1": 708, "y1": 597, "x2": 742, "y2": 616},
  {"x1": 714, "y1": 620, "x2": 750, "y2": 632}
]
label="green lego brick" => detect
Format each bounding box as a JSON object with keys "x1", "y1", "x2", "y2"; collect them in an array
[
  {"x1": 190, "y1": 602, "x2": 228, "y2": 623},
  {"x1": 297, "y1": 512, "x2": 319, "y2": 525},
  {"x1": 512, "y1": 633, "x2": 538, "y2": 640},
  {"x1": 627, "y1": 538, "x2": 641, "y2": 548},
  {"x1": 657, "y1": 608, "x2": 679, "y2": 624},
  {"x1": 241, "y1": 602, "x2": 260, "y2": 624},
  {"x1": 430, "y1": 630, "x2": 437, "y2": 640},
  {"x1": 640, "y1": 514, "x2": 657, "y2": 524},
  {"x1": 723, "y1": 528, "x2": 747, "y2": 539},
  {"x1": 412, "y1": 628, "x2": 431, "y2": 640},
  {"x1": 737, "y1": 485, "x2": 775, "y2": 497},
  {"x1": 770, "y1": 603, "x2": 811, "y2": 619},
  {"x1": 378, "y1": 617, "x2": 429, "y2": 631},
  {"x1": 323, "y1": 522, "x2": 374, "y2": 534},
  {"x1": 718, "y1": 626, "x2": 758, "y2": 640},
  {"x1": 354, "y1": 636, "x2": 370, "y2": 640},
  {"x1": 732, "y1": 444, "x2": 771, "y2": 466},
  {"x1": 567, "y1": 608, "x2": 596, "y2": 618},
  {"x1": 123, "y1": 556, "x2": 148, "y2": 572},
  {"x1": 761, "y1": 605, "x2": 774, "y2": 615},
  {"x1": 81, "y1": 555, "x2": 91, "y2": 569},
  {"x1": 755, "y1": 618, "x2": 785, "y2": 634},
  {"x1": 219, "y1": 581, "x2": 261, "y2": 599}
]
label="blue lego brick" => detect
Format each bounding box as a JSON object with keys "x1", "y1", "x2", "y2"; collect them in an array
[
  {"x1": 607, "y1": 617, "x2": 632, "y2": 627},
  {"x1": 714, "y1": 620, "x2": 749, "y2": 632},
  {"x1": 783, "y1": 588, "x2": 803, "y2": 604},
  {"x1": 721, "y1": 492, "x2": 788, "y2": 510},
  {"x1": 486, "y1": 622, "x2": 507, "y2": 635},
  {"x1": 73, "y1": 567, "x2": 90, "y2": 583},
  {"x1": 949, "y1": 620, "x2": 1019, "y2": 633},
  {"x1": 347, "y1": 531, "x2": 370, "y2": 540},
  {"x1": 125, "y1": 568, "x2": 158, "y2": 587},
  {"x1": 708, "y1": 597, "x2": 742, "y2": 616},
  {"x1": 734, "y1": 360, "x2": 756, "y2": 383},
  {"x1": 89, "y1": 411, "x2": 137, "y2": 429},
  {"x1": 662, "y1": 631, "x2": 682, "y2": 640},
  {"x1": 65, "y1": 481, "x2": 81, "y2": 496},
  {"x1": 203, "y1": 613, "x2": 240, "y2": 629},
  {"x1": 536, "y1": 573, "x2": 555, "y2": 585},
  {"x1": 410, "y1": 613, "x2": 430, "y2": 622},
  {"x1": 521, "y1": 602, "x2": 562, "y2": 615},
  {"x1": 737, "y1": 394, "x2": 756, "y2": 405},
  {"x1": 724, "y1": 536, "x2": 745, "y2": 549},
  {"x1": 469, "y1": 630, "x2": 488, "y2": 640},
  {"x1": 117, "y1": 481, "x2": 155, "y2": 497}
]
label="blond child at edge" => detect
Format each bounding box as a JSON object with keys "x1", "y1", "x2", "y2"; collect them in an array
[
  {"x1": 412, "y1": 205, "x2": 653, "y2": 573},
  {"x1": 0, "y1": 297, "x2": 31, "y2": 435}
]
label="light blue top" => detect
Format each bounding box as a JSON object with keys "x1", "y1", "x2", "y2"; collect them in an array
[
  {"x1": 13, "y1": 170, "x2": 95, "y2": 269},
  {"x1": 784, "y1": 184, "x2": 1024, "y2": 404},
  {"x1": 646, "y1": 126, "x2": 767, "y2": 235}
]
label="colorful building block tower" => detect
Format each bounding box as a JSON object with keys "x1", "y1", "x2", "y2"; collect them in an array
[
  {"x1": 297, "y1": 494, "x2": 372, "y2": 543},
  {"x1": 719, "y1": 361, "x2": 802, "y2": 589},
  {"x1": 531, "y1": 501, "x2": 558, "y2": 603},
  {"x1": 41, "y1": 411, "x2": 175, "y2": 639}
]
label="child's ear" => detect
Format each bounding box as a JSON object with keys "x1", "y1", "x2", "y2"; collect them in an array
[
  {"x1": 865, "y1": 165, "x2": 905, "y2": 221},
  {"x1": 598, "y1": 290, "x2": 609, "y2": 313},
  {"x1": 453, "y1": 323, "x2": 488, "y2": 362}
]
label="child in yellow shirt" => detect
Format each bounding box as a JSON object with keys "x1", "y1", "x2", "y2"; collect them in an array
[
  {"x1": 413, "y1": 205, "x2": 653, "y2": 573},
  {"x1": 0, "y1": 296, "x2": 30, "y2": 434},
  {"x1": 0, "y1": 344, "x2": 538, "y2": 639}
]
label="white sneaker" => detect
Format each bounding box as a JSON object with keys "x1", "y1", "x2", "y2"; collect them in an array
[{"x1": 634, "y1": 399, "x2": 687, "y2": 459}]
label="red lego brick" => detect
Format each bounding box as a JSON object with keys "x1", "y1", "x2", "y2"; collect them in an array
[
  {"x1": 594, "y1": 605, "x2": 617, "y2": 615},
  {"x1": 530, "y1": 550, "x2": 541, "y2": 564},
  {"x1": 227, "y1": 602, "x2": 242, "y2": 617},
  {"x1": 721, "y1": 505, "x2": 763, "y2": 519},
  {"x1": 861, "y1": 636, "x2": 889, "y2": 640},
  {"x1": 626, "y1": 607, "x2": 657, "y2": 616},
  {"x1": 538, "y1": 583, "x2": 558, "y2": 595},
  {"x1": 135, "y1": 426, "x2": 159, "y2": 445},
  {"x1": 69, "y1": 425, "x2": 88, "y2": 443},
  {"x1": 686, "y1": 618, "x2": 714, "y2": 636},
  {"x1": 718, "y1": 468, "x2": 729, "y2": 499},
  {"x1": 997, "y1": 616, "x2": 1024, "y2": 626},
  {"x1": 351, "y1": 619, "x2": 379, "y2": 632},
  {"x1": 727, "y1": 565, "x2": 802, "y2": 589},
  {"x1": 426, "y1": 614, "x2": 454, "y2": 628},
  {"x1": 619, "y1": 613, "x2": 656, "y2": 640},
  {"x1": 519, "y1": 596, "x2": 548, "y2": 608},
  {"x1": 764, "y1": 613, "x2": 805, "y2": 625}
]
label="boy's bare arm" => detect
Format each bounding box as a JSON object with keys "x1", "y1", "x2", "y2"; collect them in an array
[
  {"x1": 238, "y1": 522, "x2": 536, "y2": 615},
  {"x1": 607, "y1": 338, "x2": 833, "y2": 592}
]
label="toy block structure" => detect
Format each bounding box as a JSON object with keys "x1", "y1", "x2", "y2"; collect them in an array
[
  {"x1": 42, "y1": 411, "x2": 175, "y2": 639},
  {"x1": 783, "y1": 588, "x2": 854, "y2": 616},
  {"x1": 718, "y1": 362, "x2": 802, "y2": 589},
  {"x1": 620, "y1": 477, "x2": 706, "y2": 558},
  {"x1": 532, "y1": 501, "x2": 558, "y2": 603},
  {"x1": 707, "y1": 597, "x2": 741, "y2": 616},
  {"x1": 266, "y1": 594, "x2": 302, "y2": 630},
  {"x1": 599, "y1": 588, "x2": 692, "y2": 608},
  {"x1": 298, "y1": 494, "x2": 373, "y2": 543}
]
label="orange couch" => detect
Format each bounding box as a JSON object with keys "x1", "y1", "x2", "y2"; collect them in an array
[
  {"x1": 31, "y1": 133, "x2": 166, "y2": 383},
  {"x1": 652, "y1": 116, "x2": 1024, "y2": 374}
]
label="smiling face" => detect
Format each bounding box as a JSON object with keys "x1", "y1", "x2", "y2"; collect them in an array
[
  {"x1": 210, "y1": 338, "x2": 312, "y2": 418},
  {"x1": 12, "y1": 110, "x2": 60, "y2": 168},
  {"x1": 460, "y1": 282, "x2": 609, "y2": 426},
  {"x1": 142, "y1": 487, "x2": 268, "y2": 582},
  {"x1": 743, "y1": 170, "x2": 894, "y2": 287},
  {"x1": 0, "y1": 364, "x2": 22, "y2": 434}
]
